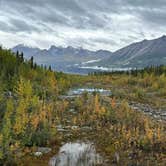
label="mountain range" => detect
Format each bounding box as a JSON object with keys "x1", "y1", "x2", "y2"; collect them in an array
[
  {"x1": 12, "y1": 45, "x2": 111, "y2": 74},
  {"x1": 12, "y1": 44, "x2": 111, "y2": 59},
  {"x1": 88, "y1": 35, "x2": 166, "y2": 69},
  {"x1": 12, "y1": 35, "x2": 166, "y2": 74}
]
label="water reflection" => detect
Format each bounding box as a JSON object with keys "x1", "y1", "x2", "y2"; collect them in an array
[
  {"x1": 68, "y1": 88, "x2": 111, "y2": 96},
  {"x1": 49, "y1": 142, "x2": 103, "y2": 166}
]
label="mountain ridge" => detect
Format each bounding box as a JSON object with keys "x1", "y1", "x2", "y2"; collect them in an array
[
  {"x1": 12, "y1": 35, "x2": 166, "y2": 73},
  {"x1": 12, "y1": 44, "x2": 112, "y2": 74},
  {"x1": 91, "y1": 35, "x2": 166, "y2": 68},
  {"x1": 12, "y1": 44, "x2": 112, "y2": 59}
]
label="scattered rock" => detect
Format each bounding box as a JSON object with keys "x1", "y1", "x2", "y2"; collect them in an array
[
  {"x1": 34, "y1": 147, "x2": 51, "y2": 157},
  {"x1": 68, "y1": 109, "x2": 75, "y2": 112},
  {"x1": 56, "y1": 125, "x2": 69, "y2": 132},
  {"x1": 71, "y1": 126, "x2": 79, "y2": 130},
  {"x1": 113, "y1": 152, "x2": 120, "y2": 163},
  {"x1": 57, "y1": 128, "x2": 68, "y2": 132},
  {"x1": 37, "y1": 147, "x2": 52, "y2": 154},
  {"x1": 34, "y1": 152, "x2": 42, "y2": 157},
  {"x1": 128, "y1": 152, "x2": 138, "y2": 160},
  {"x1": 81, "y1": 126, "x2": 92, "y2": 131},
  {"x1": 130, "y1": 102, "x2": 166, "y2": 122}
]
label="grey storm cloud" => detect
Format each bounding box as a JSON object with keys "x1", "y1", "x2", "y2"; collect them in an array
[
  {"x1": 0, "y1": 0, "x2": 166, "y2": 51},
  {"x1": 9, "y1": 18, "x2": 39, "y2": 33}
]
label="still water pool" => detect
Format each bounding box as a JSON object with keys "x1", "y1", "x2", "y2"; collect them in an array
[{"x1": 49, "y1": 141, "x2": 103, "y2": 166}]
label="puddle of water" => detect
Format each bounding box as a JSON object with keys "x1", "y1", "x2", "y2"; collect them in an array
[
  {"x1": 67, "y1": 88, "x2": 111, "y2": 96},
  {"x1": 49, "y1": 142, "x2": 103, "y2": 166}
]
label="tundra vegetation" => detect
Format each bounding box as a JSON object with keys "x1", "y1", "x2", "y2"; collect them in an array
[{"x1": 0, "y1": 47, "x2": 165, "y2": 165}]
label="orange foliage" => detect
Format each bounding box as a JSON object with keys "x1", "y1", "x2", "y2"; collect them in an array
[{"x1": 111, "y1": 97, "x2": 116, "y2": 109}]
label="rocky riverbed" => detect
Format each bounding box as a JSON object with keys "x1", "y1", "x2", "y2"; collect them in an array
[{"x1": 129, "y1": 101, "x2": 166, "y2": 122}]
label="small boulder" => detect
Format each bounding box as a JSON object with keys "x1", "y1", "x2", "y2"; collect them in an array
[
  {"x1": 34, "y1": 151, "x2": 42, "y2": 157},
  {"x1": 37, "y1": 147, "x2": 52, "y2": 154}
]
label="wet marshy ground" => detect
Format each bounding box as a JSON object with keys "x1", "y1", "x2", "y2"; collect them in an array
[
  {"x1": 21, "y1": 86, "x2": 165, "y2": 166},
  {"x1": 49, "y1": 88, "x2": 110, "y2": 166},
  {"x1": 53, "y1": 87, "x2": 166, "y2": 166}
]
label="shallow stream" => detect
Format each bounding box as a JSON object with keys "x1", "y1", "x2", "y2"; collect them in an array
[{"x1": 67, "y1": 88, "x2": 111, "y2": 96}]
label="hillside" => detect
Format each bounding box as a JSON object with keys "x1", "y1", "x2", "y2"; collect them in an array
[{"x1": 87, "y1": 36, "x2": 166, "y2": 69}]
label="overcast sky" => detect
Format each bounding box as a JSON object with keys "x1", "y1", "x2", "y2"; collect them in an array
[{"x1": 0, "y1": 0, "x2": 166, "y2": 51}]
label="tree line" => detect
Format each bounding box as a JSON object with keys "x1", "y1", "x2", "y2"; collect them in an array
[{"x1": 89, "y1": 65, "x2": 166, "y2": 77}]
